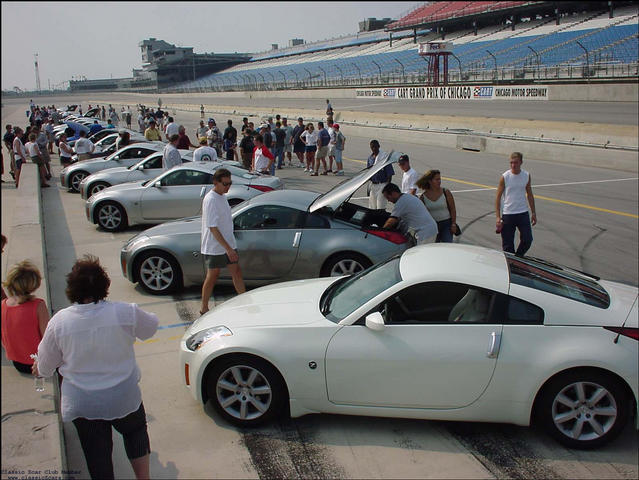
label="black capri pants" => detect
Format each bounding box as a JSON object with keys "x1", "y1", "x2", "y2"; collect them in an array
[{"x1": 72, "y1": 402, "x2": 150, "y2": 480}]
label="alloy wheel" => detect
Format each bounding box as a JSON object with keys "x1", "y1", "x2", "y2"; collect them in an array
[
  {"x1": 551, "y1": 381, "x2": 617, "y2": 441},
  {"x1": 216, "y1": 365, "x2": 273, "y2": 421}
]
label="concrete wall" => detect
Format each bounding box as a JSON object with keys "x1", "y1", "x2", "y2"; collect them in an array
[{"x1": 157, "y1": 82, "x2": 638, "y2": 102}]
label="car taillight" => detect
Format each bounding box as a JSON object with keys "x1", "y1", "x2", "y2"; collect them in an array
[
  {"x1": 604, "y1": 327, "x2": 639, "y2": 340},
  {"x1": 364, "y1": 229, "x2": 408, "y2": 244},
  {"x1": 249, "y1": 185, "x2": 274, "y2": 192}
]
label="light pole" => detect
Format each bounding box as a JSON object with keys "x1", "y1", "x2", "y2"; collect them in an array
[
  {"x1": 303, "y1": 67, "x2": 312, "y2": 87},
  {"x1": 450, "y1": 53, "x2": 463, "y2": 81},
  {"x1": 334, "y1": 64, "x2": 344, "y2": 85},
  {"x1": 278, "y1": 70, "x2": 287, "y2": 88},
  {"x1": 290, "y1": 69, "x2": 299, "y2": 87},
  {"x1": 527, "y1": 46, "x2": 540, "y2": 78},
  {"x1": 371, "y1": 60, "x2": 382, "y2": 83},
  {"x1": 576, "y1": 40, "x2": 590, "y2": 78},
  {"x1": 318, "y1": 66, "x2": 327, "y2": 86},
  {"x1": 486, "y1": 50, "x2": 497, "y2": 79},
  {"x1": 394, "y1": 58, "x2": 405, "y2": 82},
  {"x1": 352, "y1": 62, "x2": 362, "y2": 82}
]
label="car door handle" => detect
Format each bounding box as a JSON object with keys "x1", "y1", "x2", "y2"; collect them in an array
[
  {"x1": 487, "y1": 331, "x2": 501, "y2": 358},
  {"x1": 292, "y1": 231, "x2": 302, "y2": 248}
]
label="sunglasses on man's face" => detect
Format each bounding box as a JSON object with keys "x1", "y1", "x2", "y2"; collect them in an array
[{"x1": 222, "y1": 181, "x2": 232, "y2": 187}]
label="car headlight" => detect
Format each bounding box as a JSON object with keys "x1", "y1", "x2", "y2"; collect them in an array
[
  {"x1": 186, "y1": 326, "x2": 232, "y2": 351},
  {"x1": 123, "y1": 234, "x2": 149, "y2": 251}
]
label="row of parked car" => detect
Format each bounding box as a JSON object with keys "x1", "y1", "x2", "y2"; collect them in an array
[
  {"x1": 57, "y1": 112, "x2": 637, "y2": 449},
  {"x1": 60, "y1": 118, "x2": 410, "y2": 296}
]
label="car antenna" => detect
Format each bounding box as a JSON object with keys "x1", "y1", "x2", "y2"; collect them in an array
[{"x1": 613, "y1": 295, "x2": 637, "y2": 344}]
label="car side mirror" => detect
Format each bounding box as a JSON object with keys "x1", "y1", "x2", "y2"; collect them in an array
[
  {"x1": 137, "y1": 165, "x2": 145, "y2": 170},
  {"x1": 114, "y1": 156, "x2": 120, "y2": 161},
  {"x1": 154, "y1": 181, "x2": 162, "y2": 188},
  {"x1": 365, "y1": 312, "x2": 385, "y2": 331}
]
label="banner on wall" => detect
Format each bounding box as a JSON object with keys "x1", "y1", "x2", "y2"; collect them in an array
[{"x1": 355, "y1": 85, "x2": 549, "y2": 101}]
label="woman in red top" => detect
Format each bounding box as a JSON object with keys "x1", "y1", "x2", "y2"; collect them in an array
[{"x1": 1, "y1": 260, "x2": 50, "y2": 373}]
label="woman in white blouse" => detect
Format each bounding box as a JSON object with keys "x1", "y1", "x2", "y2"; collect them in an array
[
  {"x1": 34, "y1": 255, "x2": 158, "y2": 480},
  {"x1": 299, "y1": 122, "x2": 318, "y2": 174}
]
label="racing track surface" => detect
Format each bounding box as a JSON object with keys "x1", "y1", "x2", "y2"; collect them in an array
[
  {"x1": 2, "y1": 96, "x2": 637, "y2": 479},
  {"x1": 17, "y1": 92, "x2": 639, "y2": 126}
]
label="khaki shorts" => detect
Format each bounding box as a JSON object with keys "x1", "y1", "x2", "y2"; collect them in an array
[{"x1": 315, "y1": 146, "x2": 328, "y2": 160}]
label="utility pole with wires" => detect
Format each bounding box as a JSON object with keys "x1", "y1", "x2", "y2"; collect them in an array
[{"x1": 34, "y1": 53, "x2": 41, "y2": 92}]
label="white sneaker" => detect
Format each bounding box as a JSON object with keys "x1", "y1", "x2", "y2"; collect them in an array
[
  {"x1": 304, "y1": 168, "x2": 309, "y2": 172},
  {"x1": 336, "y1": 170, "x2": 344, "y2": 176}
]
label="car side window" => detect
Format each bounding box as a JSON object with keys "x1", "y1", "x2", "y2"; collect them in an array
[
  {"x1": 506, "y1": 297, "x2": 544, "y2": 324},
  {"x1": 234, "y1": 205, "x2": 302, "y2": 230},
  {"x1": 160, "y1": 170, "x2": 211, "y2": 186},
  {"x1": 303, "y1": 212, "x2": 329, "y2": 229},
  {"x1": 145, "y1": 156, "x2": 162, "y2": 169},
  {"x1": 138, "y1": 148, "x2": 155, "y2": 158},
  {"x1": 377, "y1": 282, "x2": 496, "y2": 325},
  {"x1": 118, "y1": 148, "x2": 133, "y2": 159}
]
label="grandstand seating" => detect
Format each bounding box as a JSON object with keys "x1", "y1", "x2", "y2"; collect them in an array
[
  {"x1": 172, "y1": 4, "x2": 638, "y2": 92},
  {"x1": 387, "y1": 1, "x2": 530, "y2": 30}
]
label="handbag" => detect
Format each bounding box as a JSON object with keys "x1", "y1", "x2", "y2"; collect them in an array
[{"x1": 443, "y1": 188, "x2": 462, "y2": 236}]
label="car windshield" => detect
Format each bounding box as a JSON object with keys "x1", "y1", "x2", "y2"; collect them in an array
[
  {"x1": 322, "y1": 256, "x2": 402, "y2": 323},
  {"x1": 506, "y1": 253, "x2": 610, "y2": 308}
]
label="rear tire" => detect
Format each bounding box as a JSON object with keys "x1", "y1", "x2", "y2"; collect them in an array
[
  {"x1": 537, "y1": 370, "x2": 629, "y2": 449},
  {"x1": 320, "y1": 252, "x2": 371, "y2": 277},
  {"x1": 206, "y1": 356, "x2": 286, "y2": 427}
]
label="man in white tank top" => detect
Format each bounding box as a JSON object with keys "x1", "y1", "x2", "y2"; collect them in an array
[{"x1": 494, "y1": 152, "x2": 537, "y2": 256}]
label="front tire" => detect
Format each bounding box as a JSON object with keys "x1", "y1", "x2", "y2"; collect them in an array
[
  {"x1": 135, "y1": 250, "x2": 182, "y2": 294},
  {"x1": 320, "y1": 252, "x2": 371, "y2": 277},
  {"x1": 207, "y1": 356, "x2": 286, "y2": 427},
  {"x1": 537, "y1": 370, "x2": 629, "y2": 449},
  {"x1": 95, "y1": 201, "x2": 128, "y2": 232},
  {"x1": 89, "y1": 181, "x2": 111, "y2": 197},
  {"x1": 69, "y1": 170, "x2": 89, "y2": 192}
]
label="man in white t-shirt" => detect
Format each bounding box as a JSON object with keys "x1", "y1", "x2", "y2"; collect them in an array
[
  {"x1": 162, "y1": 134, "x2": 182, "y2": 170},
  {"x1": 74, "y1": 130, "x2": 95, "y2": 161},
  {"x1": 495, "y1": 151, "x2": 537, "y2": 256},
  {"x1": 397, "y1": 154, "x2": 420, "y2": 195},
  {"x1": 193, "y1": 137, "x2": 218, "y2": 162},
  {"x1": 164, "y1": 117, "x2": 179, "y2": 140},
  {"x1": 200, "y1": 169, "x2": 246, "y2": 314}
]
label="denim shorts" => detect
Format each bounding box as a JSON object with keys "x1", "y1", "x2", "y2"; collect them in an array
[{"x1": 304, "y1": 145, "x2": 317, "y2": 153}]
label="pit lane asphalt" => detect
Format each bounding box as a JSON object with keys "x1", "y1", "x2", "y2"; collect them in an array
[{"x1": 2, "y1": 96, "x2": 637, "y2": 479}]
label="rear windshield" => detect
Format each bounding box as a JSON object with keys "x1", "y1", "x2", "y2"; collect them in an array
[{"x1": 506, "y1": 254, "x2": 610, "y2": 309}]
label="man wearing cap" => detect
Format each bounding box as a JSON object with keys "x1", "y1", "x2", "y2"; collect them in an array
[
  {"x1": 206, "y1": 118, "x2": 222, "y2": 157},
  {"x1": 162, "y1": 134, "x2": 182, "y2": 170},
  {"x1": 398, "y1": 154, "x2": 420, "y2": 196},
  {"x1": 367, "y1": 140, "x2": 394, "y2": 210},
  {"x1": 332, "y1": 123, "x2": 345, "y2": 176},
  {"x1": 144, "y1": 120, "x2": 162, "y2": 141}
]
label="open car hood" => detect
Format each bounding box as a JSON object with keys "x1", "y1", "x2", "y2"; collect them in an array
[{"x1": 308, "y1": 150, "x2": 399, "y2": 213}]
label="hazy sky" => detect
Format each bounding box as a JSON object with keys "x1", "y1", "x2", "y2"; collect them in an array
[{"x1": 1, "y1": 1, "x2": 418, "y2": 91}]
